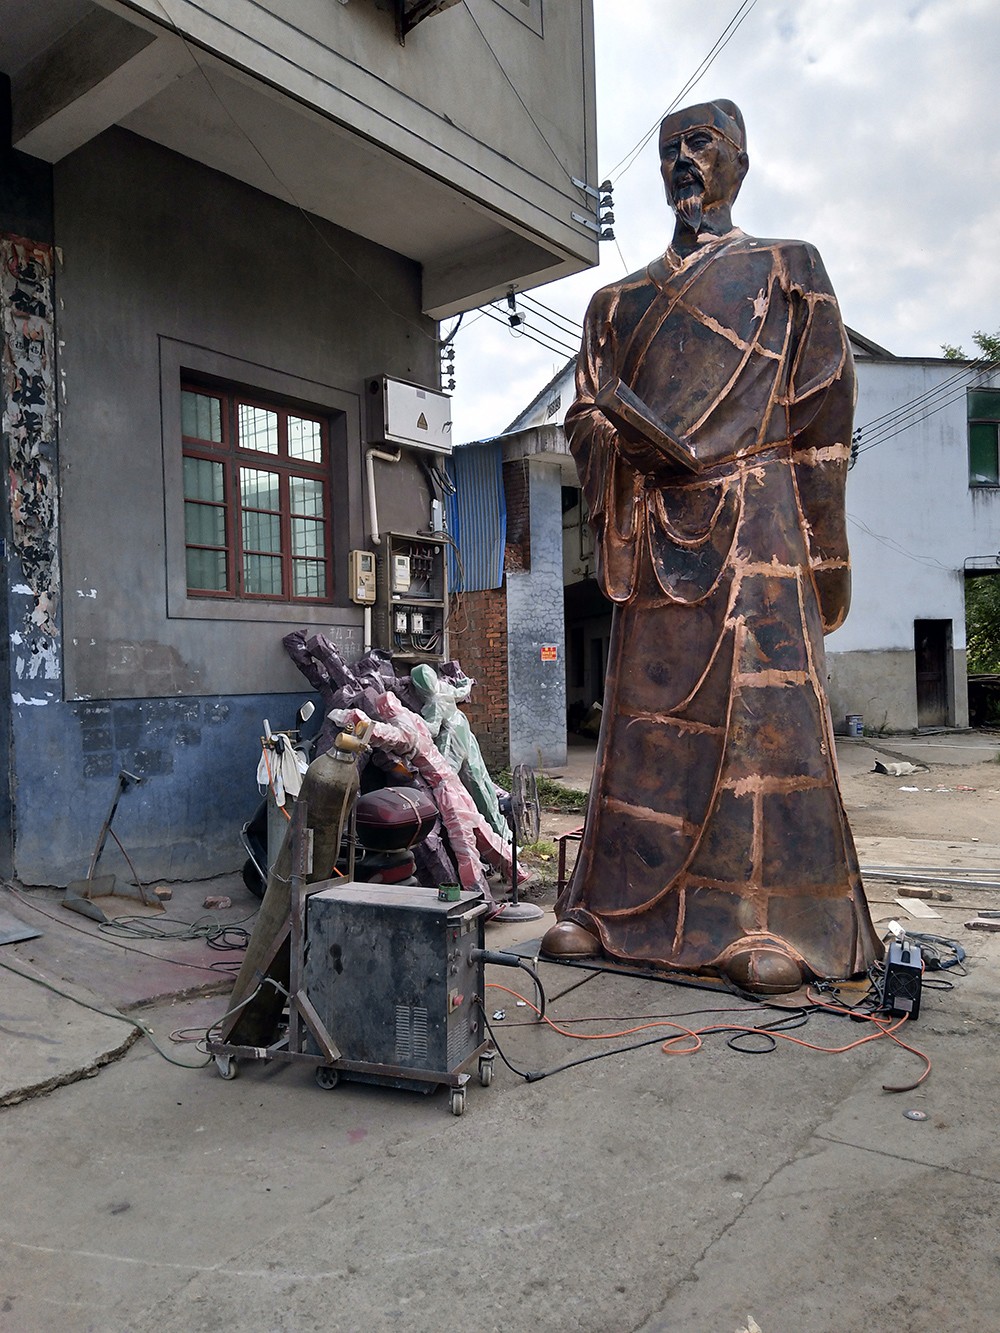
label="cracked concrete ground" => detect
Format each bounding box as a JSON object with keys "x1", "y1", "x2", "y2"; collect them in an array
[
  {"x1": 2, "y1": 732, "x2": 1000, "y2": 1330},
  {"x1": 1, "y1": 929, "x2": 999, "y2": 1332}
]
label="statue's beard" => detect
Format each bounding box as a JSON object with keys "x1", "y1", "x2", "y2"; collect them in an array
[{"x1": 674, "y1": 190, "x2": 704, "y2": 233}]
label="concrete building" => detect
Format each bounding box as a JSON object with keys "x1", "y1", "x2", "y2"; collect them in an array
[
  {"x1": 0, "y1": 0, "x2": 599, "y2": 884},
  {"x1": 451, "y1": 332, "x2": 1000, "y2": 764}
]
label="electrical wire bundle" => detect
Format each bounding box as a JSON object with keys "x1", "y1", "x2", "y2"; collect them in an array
[{"x1": 479, "y1": 962, "x2": 941, "y2": 1095}]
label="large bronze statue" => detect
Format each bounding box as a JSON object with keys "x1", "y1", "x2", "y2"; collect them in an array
[{"x1": 541, "y1": 100, "x2": 883, "y2": 994}]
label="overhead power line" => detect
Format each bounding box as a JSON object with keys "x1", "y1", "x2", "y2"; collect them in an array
[
  {"x1": 855, "y1": 360, "x2": 1000, "y2": 456},
  {"x1": 855, "y1": 360, "x2": 992, "y2": 436},
  {"x1": 520, "y1": 293, "x2": 584, "y2": 340},
  {"x1": 479, "y1": 305, "x2": 579, "y2": 361},
  {"x1": 605, "y1": 0, "x2": 762, "y2": 184}
]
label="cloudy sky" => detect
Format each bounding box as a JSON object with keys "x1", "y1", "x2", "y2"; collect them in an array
[{"x1": 448, "y1": 0, "x2": 1000, "y2": 442}]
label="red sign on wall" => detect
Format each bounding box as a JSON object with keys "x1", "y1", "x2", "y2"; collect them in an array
[{"x1": 540, "y1": 644, "x2": 558, "y2": 662}]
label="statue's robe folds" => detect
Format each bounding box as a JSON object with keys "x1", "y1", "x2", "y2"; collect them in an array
[{"x1": 560, "y1": 229, "x2": 883, "y2": 980}]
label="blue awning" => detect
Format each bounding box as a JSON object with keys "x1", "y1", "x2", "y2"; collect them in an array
[{"x1": 445, "y1": 441, "x2": 506, "y2": 591}]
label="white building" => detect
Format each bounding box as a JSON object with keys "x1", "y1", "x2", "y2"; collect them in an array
[
  {"x1": 454, "y1": 332, "x2": 1000, "y2": 760},
  {"x1": 827, "y1": 341, "x2": 1000, "y2": 731}
]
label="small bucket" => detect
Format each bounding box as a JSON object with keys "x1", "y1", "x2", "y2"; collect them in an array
[{"x1": 845, "y1": 714, "x2": 863, "y2": 738}]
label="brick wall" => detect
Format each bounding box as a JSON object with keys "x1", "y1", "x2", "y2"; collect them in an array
[
  {"x1": 448, "y1": 586, "x2": 510, "y2": 771},
  {"x1": 503, "y1": 458, "x2": 531, "y2": 572}
]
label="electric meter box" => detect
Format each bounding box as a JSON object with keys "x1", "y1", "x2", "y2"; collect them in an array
[
  {"x1": 366, "y1": 376, "x2": 453, "y2": 455},
  {"x1": 349, "y1": 549, "x2": 376, "y2": 605},
  {"x1": 374, "y1": 532, "x2": 447, "y2": 664}
]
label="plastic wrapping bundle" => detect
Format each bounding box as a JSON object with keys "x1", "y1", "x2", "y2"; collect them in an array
[
  {"x1": 283, "y1": 633, "x2": 424, "y2": 751},
  {"x1": 331, "y1": 695, "x2": 524, "y2": 905},
  {"x1": 410, "y1": 663, "x2": 506, "y2": 838}
]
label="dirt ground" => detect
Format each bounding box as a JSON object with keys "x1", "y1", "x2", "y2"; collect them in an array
[
  {"x1": 530, "y1": 735, "x2": 1000, "y2": 903},
  {"x1": 844, "y1": 756, "x2": 1000, "y2": 844}
]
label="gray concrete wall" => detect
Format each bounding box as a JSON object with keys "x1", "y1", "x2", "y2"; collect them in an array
[
  {"x1": 506, "y1": 458, "x2": 567, "y2": 768},
  {"x1": 2, "y1": 128, "x2": 439, "y2": 883},
  {"x1": 111, "y1": 0, "x2": 598, "y2": 284},
  {"x1": 56, "y1": 128, "x2": 435, "y2": 701},
  {"x1": 826, "y1": 647, "x2": 970, "y2": 733}
]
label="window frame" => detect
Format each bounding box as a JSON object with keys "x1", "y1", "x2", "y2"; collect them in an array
[
  {"x1": 161, "y1": 339, "x2": 361, "y2": 626},
  {"x1": 181, "y1": 384, "x2": 334, "y2": 604},
  {"x1": 968, "y1": 387, "x2": 1000, "y2": 488}
]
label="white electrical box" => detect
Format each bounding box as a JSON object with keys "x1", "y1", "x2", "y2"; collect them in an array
[
  {"x1": 349, "y1": 549, "x2": 377, "y2": 605},
  {"x1": 366, "y1": 376, "x2": 453, "y2": 455},
  {"x1": 392, "y1": 554, "x2": 411, "y2": 594}
]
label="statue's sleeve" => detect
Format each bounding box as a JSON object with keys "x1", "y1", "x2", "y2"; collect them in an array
[
  {"x1": 564, "y1": 286, "x2": 643, "y2": 602},
  {"x1": 786, "y1": 244, "x2": 855, "y2": 634}
]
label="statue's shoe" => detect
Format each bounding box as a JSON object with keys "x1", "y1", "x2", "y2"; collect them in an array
[
  {"x1": 540, "y1": 919, "x2": 601, "y2": 958},
  {"x1": 718, "y1": 938, "x2": 805, "y2": 996}
]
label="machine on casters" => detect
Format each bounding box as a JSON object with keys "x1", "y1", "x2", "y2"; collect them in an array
[
  {"x1": 304, "y1": 881, "x2": 493, "y2": 1116},
  {"x1": 208, "y1": 800, "x2": 494, "y2": 1115}
]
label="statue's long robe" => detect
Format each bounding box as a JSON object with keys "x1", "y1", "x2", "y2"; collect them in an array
[{"x1": 560, "y1": 229, "x2": 882, "y2": 979}]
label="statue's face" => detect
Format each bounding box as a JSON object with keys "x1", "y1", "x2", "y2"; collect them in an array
[{"x1": 658, "y1": 126, "x2": 745, "y2": 218}]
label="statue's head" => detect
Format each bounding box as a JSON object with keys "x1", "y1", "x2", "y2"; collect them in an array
[{"x1": 658, "y1": 99, "x2": 748, "y2": 233}]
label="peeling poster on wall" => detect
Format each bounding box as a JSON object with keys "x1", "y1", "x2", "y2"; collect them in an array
[{"x1": 1, "y1": 234, "x2": 60, "y2": 692}]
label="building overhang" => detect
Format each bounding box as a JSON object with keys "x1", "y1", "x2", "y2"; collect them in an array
[{"x1": 4, "y1": 0, "x2": 600, "y2": 319}]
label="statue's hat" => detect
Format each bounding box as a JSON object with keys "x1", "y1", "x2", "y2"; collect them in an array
[{"x1": 659, "y1": 100, "x2": 745, "y2": 153}]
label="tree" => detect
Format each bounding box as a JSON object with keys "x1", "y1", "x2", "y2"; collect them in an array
[
  {"x1": 965, "y1": 575, "x2": 1000, "y2": 674},
  {"x1": 941, "y1": 329, "x2": 1000, "y2": 362}
]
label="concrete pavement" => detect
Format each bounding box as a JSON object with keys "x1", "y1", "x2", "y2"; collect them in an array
[
  {"x1": 2, "y1": 729, "x2": 998, "y2": 1108},
  {"x1": 3, "y1": 730, "x2": 1000, "y2": 1329},
  {"x1": 2, "y1": 898, "x2": 1000, "y2": 1331}
]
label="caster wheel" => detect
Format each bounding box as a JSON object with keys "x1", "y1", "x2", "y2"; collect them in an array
[
  {"x1": 449, "y1": 1087, "x2": 467, "y2": 1117},
  {"x1": 315, "y1": 1066, "x2": 340, "y2": 1091},
  {"x1": 215, "y1": 1054, "x2": 238, "y2": 1081},
  {"x1": 478, "y1": 1057, "x2": 494, "y2": 1088}
]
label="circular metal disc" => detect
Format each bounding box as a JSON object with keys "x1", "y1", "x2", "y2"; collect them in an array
[{"x1": 903, "y1": 1109, "x2": 929, "y2": 1121}]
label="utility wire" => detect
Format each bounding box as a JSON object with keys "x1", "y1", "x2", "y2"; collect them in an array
[
  {"x1": 854, "y1": 359, "x2": 988, "y2": 435},
  {"x1": 520, "y1": 293, "x2": 584, "y2": 339},
  {"x1": 513, "y1": 307, "x2": 584, "y2": 354},
  {"x1": 604, "y1": 0, "x2": 761, "y2": 184},
  {"x1": 480, "y1": 305, "x2": 579, "y2": 360},
  {"x1": 855, "y1": 357, "x2": 998, "y2": 437},
  {"x1": 846, "y1": 514, "x2": 951, "y2": 571},
  {"x1": 0, "y1": 955, "x2": 212, "y2": 1069},
  {"x1": 856, "y1": 364, "x2": 1000, "y2": 456},
  {"x1": 464, "y1": 2, "x2": 577, "y2": 189}
]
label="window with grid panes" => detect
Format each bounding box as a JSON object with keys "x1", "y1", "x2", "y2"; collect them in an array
[
  {"x1": 969, "y1": 388, "x2": 1000, "y2": 487},
  {"x1": 182, "y1": 385, "x2": 332, "y2": 601}
]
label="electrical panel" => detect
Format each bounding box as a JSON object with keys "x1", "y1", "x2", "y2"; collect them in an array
[
  {"x1": 374, "y1": 532, "x2": 447, "y2": 663},
  {"x1": 366, "y1": 376, "x2": 453, "y2": 455}
]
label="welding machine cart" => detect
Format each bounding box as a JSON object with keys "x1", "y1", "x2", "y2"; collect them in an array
[
  {"x1": 304, "y1": 881, "x2": 493, "y2": 1116},
  {"x1": 209, "y1": 803, "x2": 494, "y2": 1115}
]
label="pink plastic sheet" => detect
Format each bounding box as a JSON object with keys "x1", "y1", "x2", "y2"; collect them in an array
[{"x1": 332, "y1": 693, "x2": 526, "y2": 905}]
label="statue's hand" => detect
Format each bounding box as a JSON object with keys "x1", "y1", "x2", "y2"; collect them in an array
[{"x1": 615, "y1": 434, "x2": 681, "y2": 482}]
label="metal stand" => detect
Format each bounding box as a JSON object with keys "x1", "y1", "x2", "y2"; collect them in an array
[
  {"x1": 497, "y1": 786, "x2": 544, "y2": 923},
  {"x1": 210, "y1": 800, "x2": 340, "y2": 1079}
]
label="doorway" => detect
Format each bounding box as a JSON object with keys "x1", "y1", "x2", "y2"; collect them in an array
[{"x1": 914, "y1": 619, "x2": 952, "y2": 728}]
